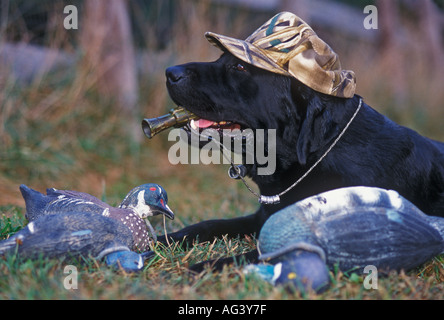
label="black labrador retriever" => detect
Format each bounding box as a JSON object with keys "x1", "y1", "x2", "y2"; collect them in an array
[{"x1": 162, "y1": 52, "x2": 444, "y2": 270}]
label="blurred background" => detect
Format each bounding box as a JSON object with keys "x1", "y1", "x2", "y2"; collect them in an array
[{"x1": 0, "y1": 0, "x2": 443, "y2": 220}]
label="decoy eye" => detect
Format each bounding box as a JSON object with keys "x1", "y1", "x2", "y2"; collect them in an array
[{"x1": 235, "y1": 63, "x2": 247, "y2": 72}]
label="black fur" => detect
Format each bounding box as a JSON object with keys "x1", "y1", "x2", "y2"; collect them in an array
[{"x1": 162, "y1": 52, "x2": 444, "y2": 271}]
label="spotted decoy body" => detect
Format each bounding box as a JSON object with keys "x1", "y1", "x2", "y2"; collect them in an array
[
  {"x1": 248, "y1": 187, "x2": 444, "y2": 293},
  {"x1": 0, "y1": 184, "x2": 174, "y2": 272}
]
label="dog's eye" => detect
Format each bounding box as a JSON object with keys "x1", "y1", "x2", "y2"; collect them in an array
[{"x1": 234, "y1": 63, "x2": 247, "y2": 72}]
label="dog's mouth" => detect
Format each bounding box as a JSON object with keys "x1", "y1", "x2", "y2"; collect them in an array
[
  {"x1": 179, "y1": 112, "x2": 254, "y2": 152},
  {"x1": 184, "y1": 116, "x2": 251, "y2": 139},
  {"x1": 189, "y1": 119, "x2": 243, "y2": 132}
]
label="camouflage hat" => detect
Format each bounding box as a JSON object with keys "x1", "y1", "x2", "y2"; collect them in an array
[{"x1": 205, "y1": 12, "x2": 356, "y2": 98}]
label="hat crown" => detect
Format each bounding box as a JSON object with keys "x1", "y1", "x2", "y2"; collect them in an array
[
  {"x1": 205, "y1": 12, "x2": 356, "y2": 98},
  {"x1": 246, "y1": 12, "x2": 313, "y2": 49}
]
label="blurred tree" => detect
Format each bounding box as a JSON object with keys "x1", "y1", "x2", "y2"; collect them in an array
[
  {"x1": 80, "y1": 0, "x2": 140, "y2": 142},
  {"x1": 416, "y1": 0, "x2": 444, "y2": 69},
  {"x1": 377, "y1": 0, "x2": 444, "y2": 108},
  {"x1": 377, "y1": 0, "x2": 407, "y2": 106}
]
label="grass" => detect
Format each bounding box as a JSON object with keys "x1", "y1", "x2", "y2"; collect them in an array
[{"x1": 1, "y1": 0, "x2": 444, "y2": 300}]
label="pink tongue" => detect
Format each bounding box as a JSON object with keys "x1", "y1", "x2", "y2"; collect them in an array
[{"x1": 195, "y1": 119, "x2": 215, "y2": 128}]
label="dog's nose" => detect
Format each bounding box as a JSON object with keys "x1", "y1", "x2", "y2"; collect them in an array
[{"x1": 166, "y1": 66, "x2": 187, "y2": 83}]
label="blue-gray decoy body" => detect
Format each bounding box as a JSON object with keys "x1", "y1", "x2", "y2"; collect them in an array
[
  {"x1": 250, "y1": 187, "x2": 444, "y2": 293},
  {"x1": 0, "y1": 184, "x2": 174, "y2": 272}
]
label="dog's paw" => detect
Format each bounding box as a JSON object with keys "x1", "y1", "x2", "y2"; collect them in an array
[
  {"x1": 188, "y1": 258, "x2": 225, "y2": 273},
  {"x1": 188, "y1": 250, "x2": 259, "y2": 273}
]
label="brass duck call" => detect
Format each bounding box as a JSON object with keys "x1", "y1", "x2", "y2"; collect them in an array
[{"x1": 142, "y1": 107, "x2": 199, "y2": 139}]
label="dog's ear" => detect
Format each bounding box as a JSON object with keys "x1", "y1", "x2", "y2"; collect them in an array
[{"x1": 296, "y1": 94, "x2": 339, "y2": 165}]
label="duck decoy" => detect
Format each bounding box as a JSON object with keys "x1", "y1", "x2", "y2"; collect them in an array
[
  {"x1": 19, "y1": 183, "x2": 174, "y2": 251},
  {"x1": 0, "y1": 211, "x2": 148, "y2": 271},
  {"x1": 0, "y1": 183, "x2": 175, "y2": 272},
  {"x1": 247, "y1": 187, "x2": 444, "y2": 293}
]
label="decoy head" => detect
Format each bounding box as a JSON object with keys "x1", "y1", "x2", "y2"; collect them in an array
[
  {"x1": 271, "y1": 250, "x2": 330, "y2": 294},
  {"x1": 256, "y1": 201, "x2": 330, "y2": 293},
  {"x1": 105, "y1": 250, "x2": 145, "y2": 272},
  {"x1": 119, "y1": 184, "x2": 174, "y2": 220}
]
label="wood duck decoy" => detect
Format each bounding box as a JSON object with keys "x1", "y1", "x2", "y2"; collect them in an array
[
  {"x1": 0, "y1": 184, "x2": 174, "y2": 272},
  {"x1": 20, "y1": 183, "x2": 174, "y2": 250},
  {"x1": 246, "y1": 187, "x2": 444, "y2": 293}
]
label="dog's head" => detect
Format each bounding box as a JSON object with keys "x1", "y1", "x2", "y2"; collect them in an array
[
  {"x1": 166, "y1": 53, "x2": 291, "y2": 131},
  {"x1": 166, "y1": 53, "x2": 292, "y2": 175},
  {"x1": 166, "y1": 52, "x2": 357, "y2": 180}
]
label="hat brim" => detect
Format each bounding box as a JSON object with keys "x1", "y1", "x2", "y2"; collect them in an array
[
  {"x1": 205, "y1": 22, "x2": 356, "y2": 99},
  {"x1": 205, "y1": 32, "x2": 291, "y2": 77}
]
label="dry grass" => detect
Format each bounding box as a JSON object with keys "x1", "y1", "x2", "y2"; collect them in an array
[{"x1": 0, "y1": 0, "x2": 444, "y2": 300}]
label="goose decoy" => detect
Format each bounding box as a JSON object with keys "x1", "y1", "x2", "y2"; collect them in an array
[
  {"x1": 19, "y1": 183, "x2": 174, "y2": 252},
  {"x1": 247, "y1": 187, "x2": 444, "y2": 293}
]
